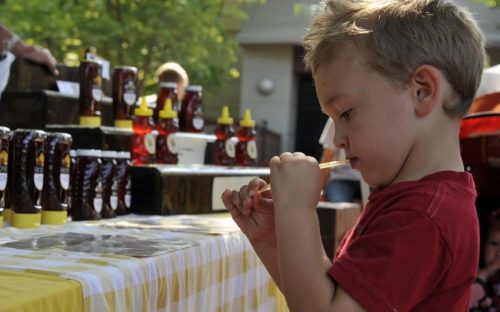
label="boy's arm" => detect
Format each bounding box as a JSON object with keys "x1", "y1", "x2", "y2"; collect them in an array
[{"x1": 270, "y1": 153, "x2": 365, "y2": 311}]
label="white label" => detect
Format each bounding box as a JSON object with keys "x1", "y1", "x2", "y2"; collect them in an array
[
  {"x1": 247, "y1": 140, "x2": 258, "y2": 160},
  {"x1": 124, "y1": 91, "x2": 136, "y2": 105},
  {"x1": 224, "y1": 139, "x2": 236, "y2": 158},
  {"x1": 110, "y1": 195, "x2": 118, "y2": 210},
  {"x1": 125, "y1": 194, "x2": 131, "y2": 208},
  {"x1": 0, "y1": 173, "x2": 6, "y2": 190},
  {"x1": 92, "y1": 87, "x2": 103, "y2": 101},
  {"x1": 34, "y1": 173, "x2": 44, "y2": 190},
  {"x1": 167, "y1": 134, "x2": 177, "y2": 153},
  {"x1": 60, "y1": 173, "x2": 70, "y2": 190},
  {"x1": 93, "y1": 196, "x2": 102, "y2": 213},
  {"x1": 144, "y1": 132, "x2": 156, "y2": 154},
  {"x1": 212, "y1": 176, "x2": 258, "y2": 211},
  {"x1": 193, "y1": 117, "x2": 204, "y2": 130}
]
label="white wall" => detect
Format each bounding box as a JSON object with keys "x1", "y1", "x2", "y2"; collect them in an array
[{"x1": 239, "y1": 45, "x2": 295, "y2": 151}]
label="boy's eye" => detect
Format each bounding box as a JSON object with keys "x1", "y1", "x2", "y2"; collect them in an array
[{"x1": 339, "y1": 107, "x2": 353, "y2": 121}]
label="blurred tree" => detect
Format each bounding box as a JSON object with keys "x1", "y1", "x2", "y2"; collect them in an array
[
  {"x1": 0, "y1": 0, "x2": 265, "y2": 94},
  {"x1": 473, "y1": 0, "x2": 499, "y2": 7}
]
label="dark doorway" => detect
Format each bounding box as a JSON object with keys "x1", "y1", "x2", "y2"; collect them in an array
[{"x1": 294, "y1": 73, "x2": 328, "y2": 160}]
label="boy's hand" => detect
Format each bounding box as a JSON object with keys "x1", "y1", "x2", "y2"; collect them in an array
[
  {"x1": 269, "y1": 152, "x2": 321, "y2": 212},
  {"x1": 221, "y1": 178, "x2": 275, "y2": 241}
]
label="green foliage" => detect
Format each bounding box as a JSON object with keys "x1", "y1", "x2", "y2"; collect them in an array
[
  {"x1": 0, "y1": 0, "x2": 264, "y2": 94},
  {"x1": 472, "y1": 0, "x2": 500, "y2": 8}
]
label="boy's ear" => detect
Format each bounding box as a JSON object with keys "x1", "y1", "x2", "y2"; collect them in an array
[{"x1": 410, "y1": 65, "x2": 441, "y2": 117}]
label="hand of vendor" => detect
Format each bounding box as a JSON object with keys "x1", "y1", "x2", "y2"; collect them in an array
[
  {"x1": 1, "y1": 25, "x2": 59, "y2": 76},
  {"x1": 221, "y1": 178, "x2": 275, "y2": 241}
]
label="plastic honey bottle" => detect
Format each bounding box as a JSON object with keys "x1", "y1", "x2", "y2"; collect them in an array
[
  {"x1": 156, "y1": 98, "x2": 178, "y2": 164},
  {"x1": 236, "y1": 109, "x2": 258, "y2": 167},
  {"x1": 132, "y1": 97, "x2": 155, "y2": 165},
  {"x1": 214, "y1": 106, "x2": 236, "y2": 166},
  {"x1": 155, "y1": 82, "x2": 178, "y2": 124}
]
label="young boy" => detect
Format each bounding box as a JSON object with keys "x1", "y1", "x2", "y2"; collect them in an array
[{"x1": 221, "y1": 0, "x2": 485, "y2": 310}]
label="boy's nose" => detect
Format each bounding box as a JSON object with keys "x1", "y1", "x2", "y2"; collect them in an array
[{"x1": 333, "y1": 124, "x2": 347, "y2": 149}]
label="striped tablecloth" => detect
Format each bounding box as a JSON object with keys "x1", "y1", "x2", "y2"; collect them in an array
[{"x1": 0, "y1": 214, "x2": 288, "y2": 312}]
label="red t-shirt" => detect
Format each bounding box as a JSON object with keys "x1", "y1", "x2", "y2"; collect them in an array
[{"x1": 329, "y1": 171, "x2": 479, "y2": 311}]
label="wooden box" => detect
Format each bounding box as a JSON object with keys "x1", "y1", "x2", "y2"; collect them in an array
[
  {"x1": 130, "y1": 165, "x2": 270, "y2": 215},
  {"x1": 316, "y1": 201, "x2": 362, "y2": 260},
  {"x1": 45, "y1": 125, "x2": 132, "y2": 151}
]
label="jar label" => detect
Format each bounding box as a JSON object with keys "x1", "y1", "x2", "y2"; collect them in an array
[
  {"x1": 34, "y1": 173, "x2": 44, "y2": 190},
  {"x1": 167, "y1": 134, "x2": 177, "y2": 153},
  {"x1": 94, "y1": 196, "x2": 103, "y2": 213},
  {"x1": 60, "y1": 173, "x2": 70, "y2": 190},
  {"x1": 110, "y1": 195, "x2": 118, "y2": 210},
  {"x1": 92, "y1": 87, "x2": 103, "y2": 102},
  {"x1": 0, "y1": 173, "x2": 6, "y2": 191},
  {"x1": 144, "y1": 132, "x2": 156, "y2": 154},
  {"x1": 124, "y1": 91, "x2": 136, "y2": 106},
  {"x1": 193, "y1": 117, "x2": 204, "y2": 130},
  {"x1": 125, "y1": 194, "x2": 131, "y2": 208},
  {"x1": 247, "y1": 140, "x2": 258, "y2": 160},
  {"x1": 225, "y1": 139, "x2": 236, "y2": 158}
]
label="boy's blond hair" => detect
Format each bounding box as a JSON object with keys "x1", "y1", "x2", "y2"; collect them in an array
[
  {"x1": 302, "y1": 0, "x2": 486, "y2": 117},
  {"x1": 155, "y1": 62, "x2": 189, "y2": 86}
]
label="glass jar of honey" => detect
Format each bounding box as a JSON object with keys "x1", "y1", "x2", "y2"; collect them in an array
[
  {"x1": 0, "y1": 126, "x2": 10, "y2": 226},
  {"x1": 179, "y1": 85, "x2": 204, "y2": 132},
  {"x1": 41, "y1": 132, "x2": 72, "y2": 224},
  {"x1": 112, "y1": 66, "x2": 138, "y2": 128},
  {"x1": 79, "y1": 60, "x2": 103, "y2": 127},
  {"x1": 10, "y1": 129, "x2": 47, "y2": 228},
  {"x1": 114, "y1": 151, "x2": 131, "y2": 215},
  {"x1": 100, "y1": 150, "x2": 116, "y2": 218},
  {"x1": 71, "y1": 149, "x2": 102, "y2": 221}
]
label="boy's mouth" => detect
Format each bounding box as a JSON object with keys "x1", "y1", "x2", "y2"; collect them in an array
[{"x1": 348, "y1": 157, "x2": 358, "y2": 169}]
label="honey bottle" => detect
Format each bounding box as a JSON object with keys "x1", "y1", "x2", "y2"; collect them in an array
[
  {"x1": 156, "y1": 98, "x2": 178, "y2": 164},
  {"x1": 41, "y1": 132, "x2": 72, "y2": 225},
  {"x1": 155, "y1": 82, "x2": 178, "y2": 124},
  {"x1": 114, "y1": 151, "x2": 131, "y2": 215},
  {"x1": 10, "y1": 129, "x2": 47, "y2": 228},
  {"x1": 79, "y1": 60, "x2": 103, "y2": 127},
  {"x1": 112, "y1": 66, "x2": 138, "y2": 128},
  {"x1": 0, "y1": 126, "x2": 10, "y2": 226},
  {"x1": 214, "y1": 106, "x2": 236, "y2": 166},
  {"x1": 132, "y1": 97, "x2": 155, "y2": 165},
  {"x1": 71, "y1": 149, "x2": 101, "y2": 221},
  {"x1": 236, "y1": 109, "x2": 258, "y2": 167},
  {"x1": 100, "y1": 151, "x2": 117, "y2": 218},
  {"x1": 179, "y1": 85, "x2": 204, "y2": 132}
]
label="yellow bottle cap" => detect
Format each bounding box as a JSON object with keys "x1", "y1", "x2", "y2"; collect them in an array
[
  {"x1": 134, "y1": 97, "x2": 153, "y2": 117},
  {"x1": 114, "y1": 119, "x2": 133, "y2": 128},
  {"x1": 159, "y1": 98, "x2": 177, "y2": 119},
  {"x1": 240, "y1": 109, "x2": 255, "y2": 128},
  {"x1": 41, "y1": 210, "x2": 68, "y2": 225},
  {"x1": 80, "y1": 116, "x2": 102, "y2": 127},
  {"x1": 217, "y1": 106, "x2": 234, "y2": 125},
  {"x1": 11, "y1": 212, "x2": 41, "y2": 229}
]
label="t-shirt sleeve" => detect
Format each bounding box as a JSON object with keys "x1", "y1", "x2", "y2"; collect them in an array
[{"x1": 329, "y1": 210, "x2": 451, "y2": 312}]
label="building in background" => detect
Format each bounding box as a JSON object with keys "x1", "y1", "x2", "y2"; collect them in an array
[{"x1": 236, "y1": 0, "x2": 500, "y2": 157}]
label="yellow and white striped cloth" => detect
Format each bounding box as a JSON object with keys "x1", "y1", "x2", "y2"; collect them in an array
[{"x1": 0, "y1": 214, "x2": 288, "y2": 312}]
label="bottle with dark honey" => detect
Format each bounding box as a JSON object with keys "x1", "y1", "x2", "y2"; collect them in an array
[
  {"x1": 79, "y1": 60, "x2": 103, "y2": 127},
  {"x1": 114, "y1": 151, "x2": 131, "y2": 215},
  {"x1": 100, "y1": 151, "x2": 116, "y2": 218},
  {"x1": 156, "y1": 98, "x2": 178, "y2": 164},
  {"x1": 112, "y1": 66, "x2": 138, "y2": 128},
  {"x1": 214, "y1": 106, "x2": 236, "y2": 166},
  {"x1": 10, "y1": 129, "x2": 47, "y2": 228},
  {"x1": 41, "y1": 132, "x2": 72, "y2": 224},
  {"x1": 179, "y1": 85, "x2": 204, "y2": 132},
  {"x1": 71, "y1": 149, "x2": 102, "y2": 221},
  {"x1": 236, "y1": 109, "x2": 258, "y2": 167},
  {"x1": 155, "y1": 82, "x2": 178, "y2": 124},
  {"x1": 0, "y1": 126, "x2": 9, "y2": 226}
]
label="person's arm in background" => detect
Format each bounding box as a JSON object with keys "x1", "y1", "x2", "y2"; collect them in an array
[
  {"x1": 318, "y1": 118, "x2": 337, "y2": 201},
  {"x1": 0, "y1": 25, "x2": 59, "y2": 76}
]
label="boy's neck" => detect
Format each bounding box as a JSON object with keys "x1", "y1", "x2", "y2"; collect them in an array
[{"x1": 394, "y1": 118, "x2": 464, "y2": 184}]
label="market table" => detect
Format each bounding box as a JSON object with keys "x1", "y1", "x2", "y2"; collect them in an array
[{"x1": 0, "y1": 213, "x2": 288, "y2": 312}]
